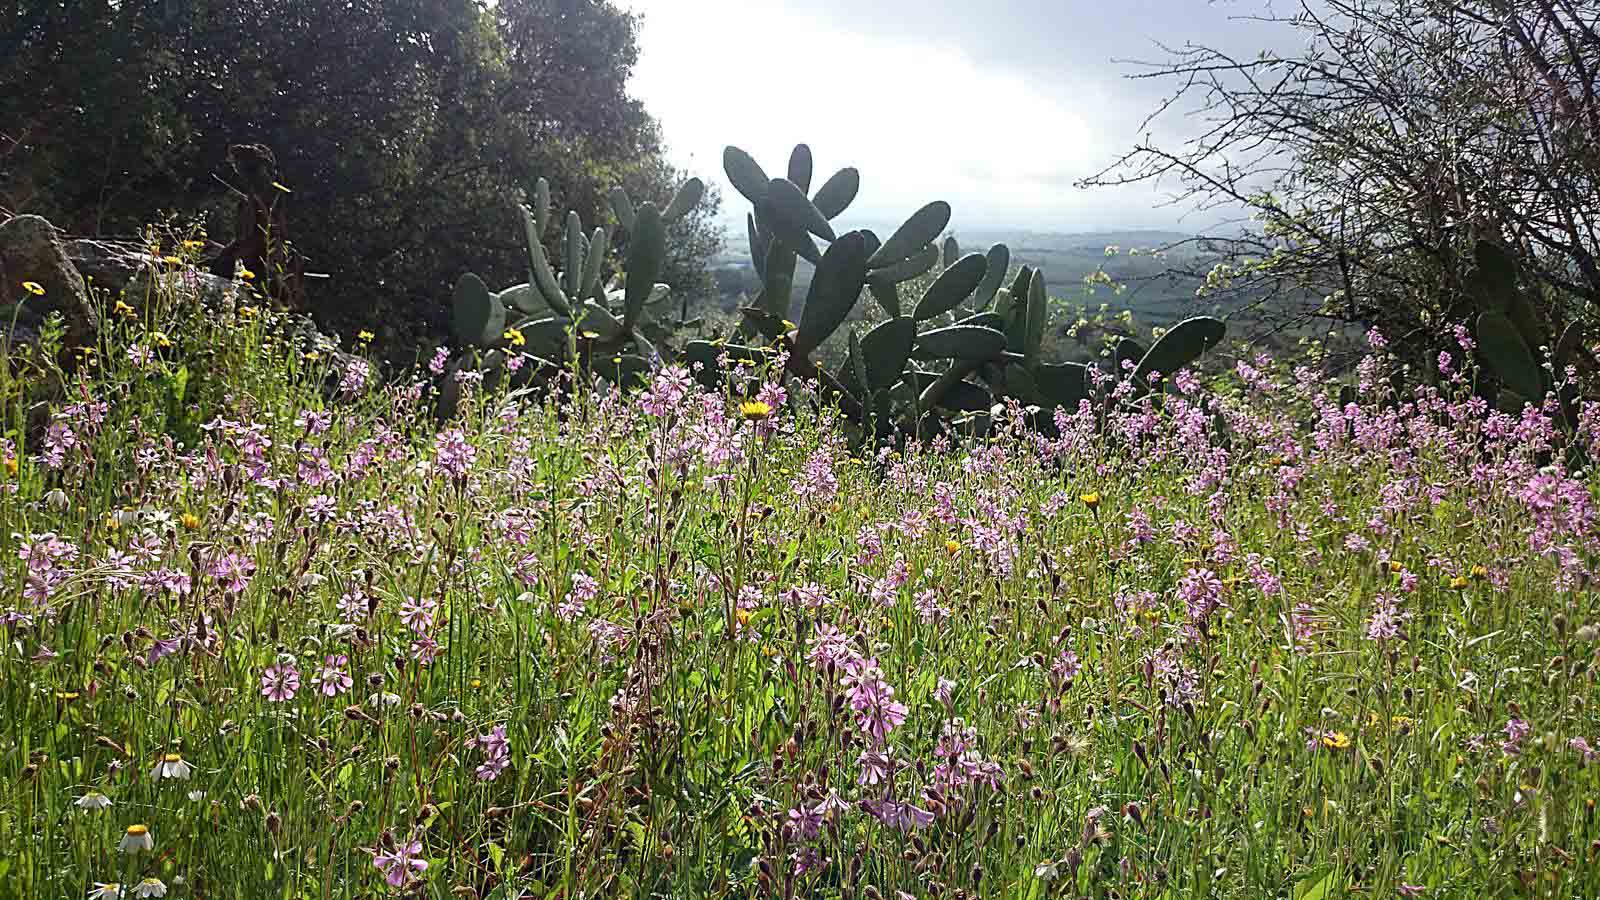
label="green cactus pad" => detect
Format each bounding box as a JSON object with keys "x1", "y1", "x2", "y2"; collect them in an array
[
  {"x1": 1033, "y1": 361, "x2": 1091, "y2": 410},
  {"x1": 610, "y1": 187, "x2": 635, "y2": 230},
  {"x1": 860, "y1": 316, "x2": 917, "y2": 392},
  {"x1": 763, "y1": 243, "x2": 797, "y2": 316},
  {"x1": 937, "y1": 378, "x2": 992, "y2": 412},
  {"x1": 914, "y1": 253, "x2": 988, "y2": 321},
  {"x1": 1476, "y1": 310, "x2": 1544, "y2": 402},
  {"x1": 812, "y1": 167, "x2": 860, "y2": 220},
  {"x1": 846, "y1": 329, "x2": 871, "y2": 402},
  {"x1": 723, "y1": 146, "x2": 771, "y2": 206},
  {"x1": 1134, "y1": 316, "x2": 1225, "y2": 386},
  {"x1": 1114, "y1": 337, "x2": 1147, "y2": 373},
  {"x1": 796, "y1": 230, "x2": 870, "y2": 357},
  {"x1": 912, "y1": 324, "x2": 1008, "y2": 361},
  {"x1": 521, "y1": 204, "x2": 571, "y2": 318},
  {"x1": 533, "y1": 178, "x2": 551, "y2": 235},
  {"x1": 942, "y1": 236, "x2": 961, "y2": 268},
  {"x1": 767, "y1": 177, "x2": 837, "y2": 242},
  {"x1": 788, "y1": 145, "x2": 813, "y2": 194},
  {"x1": 562, "y1": 211, "x2": 584, "y2": 297},
  {"x1": 579, "y1": 301, "x2": 626, "y2": 341},
  {"x1": 973, "y1": 244, "x2": 1010, "y2": 309},
  {"x1": 759, "y1": 198, "x2": 822, "y2": 265},
  {"x1": 499, "y1": 283, "x2": 542, "y2": 316},
  {"x1": 452, "y1": 273, "x2": 502, "y2": 346},
  {"x1": 593, "y1": 353, "x2": 651, "y2": 389},
  {"x1": 514, "y1": 316, "x2": 573, "y2": 359},
  {"x1": 1023, "y1": 269, "x2": 1048, "y2": 365},
  {"x1": 867, "y1": 243, "x2": 940, "y2": 285},
  {"x1": 663, "y1": 178, "x2": 704, "y2": 224},
  {"x1": 869, "y1": 201, "x2": 952, "y2": 269},
  {"x1": 624, "y1": 202, "x2": 667, "y2": 329},
  {"x1": 581, "y1": 227, "x2": 608, "y2": 302},
  {"x1": 953, "y1": 311, "x2": 1005, "y2": 331},
  {"x1": 868, "y1": 282, "x2": 901, "y2": 318}
]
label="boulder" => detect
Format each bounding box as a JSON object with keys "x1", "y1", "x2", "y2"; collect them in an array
[{"x1": 0, "y1": 215, "x2": 99, "y2": 348}]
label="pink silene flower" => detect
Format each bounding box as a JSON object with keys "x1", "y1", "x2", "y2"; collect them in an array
[
  {"x1": 313, "y1": 655, "x2": 352, "y2": 697},
  {"x1": 862, "y1": 797, "x2": 935, "y2": 831},
  {"x1": 428, "y1": 346, "x2": 450, "y2": 376},
  {"x1": 398, "y1": 596, "x2": 436, "y2": 633},
  {"x1": 1502, "y1": 718, "x2": 1531, "y2": 755},
  {"x1": 1568, "y1": 736, "x2": 1598, "y2": 764},
  {"x1": 260, "y1": 661, "x2": 301, "y2": 702},
  {"x1": 373, "y1": 839, "x2": 428, "y2": 887},
  {"x1": 1397, "y1": 884, "x2": 1426, "y2": 897},
  {"x1": 433, "y1": 428, "x2": 476, "y2": 479},
  {"x1": 472, "y1": 724, "x2": 511, "y2": 781}
]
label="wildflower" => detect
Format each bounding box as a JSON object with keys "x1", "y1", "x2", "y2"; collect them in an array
[
  {"x1": 1321, "y1": 731, "x2": 1352, "y2": 750},
  {"x1": 76, "y1": 790, "x2": 112, "y2": 810},
  {"x1": 373, "y1": 839, "x2": 428, "y2": 887},
  {"x1": 503, "y1": 326, "x2": 526, "y2": 347},
  {"x1": 132, "y1": 878, "x2": 167, "y2": 898},
  {"x1": 945, "y1": 539, "x2": 960, "y2": 556},
  {"x1": 1397, "y1": 884, "x2": 1426, "y2": 897},
  {"x1": 22, "y1": 280, "x2": 44, "y2": 296},
  {"x1": 260, "y1": 661, "x2": 301, "y2": 702},
  {"x1": 740, "y1": 400, "x2": 773, "y2": 421},
  {"x1": 118, "y1": 823, "x2": 153, "y2": 853},
  {"x1": 88, "y1": 884, "x2": 123, "y2": 899},
  {"x1": 313, "y1": 654, "x2": 353, "y2": 697},
  {"x1": 152, "y1": 752, "x2": 192, "y2": 781},
  {"x1": 180, "y1": 512, "x2": 200, "y2": 531},
  {"x1": 358, "y1": 329, "x2": 375, "y2": 343},
  {"x1": 114, "y1": 299, "x2": 134, "y2": 317},
  {"x1": 237, "y1": 267, "x2": 256, "y2": 281},
  {"x1": 1080, "y1": 491, "x2": 1101, "y2": 511}
]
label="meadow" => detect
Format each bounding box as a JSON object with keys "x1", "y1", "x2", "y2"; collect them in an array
[{"x1": 3, "y1": 257, "x2": 1599, "y2": 900}]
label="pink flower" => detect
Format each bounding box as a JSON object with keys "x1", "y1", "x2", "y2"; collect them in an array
[
  {"x1": 260, "y1": 661, "x2": 300, "y2": 702},
  {"x1": 373, "y1": 839, "x2": 428, "y2": 887},
  {"x1": 313, "y1": 655, "x2": 352, "y2": 697}
]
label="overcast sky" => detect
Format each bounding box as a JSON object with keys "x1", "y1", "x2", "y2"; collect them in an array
[{"x1": 625, "y1": 0, "x2": 1293, "y2": 233}]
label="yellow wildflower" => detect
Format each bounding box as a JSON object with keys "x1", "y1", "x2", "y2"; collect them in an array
[
  {"x1": 237, "y1": 267, "x2": 256, "y2": 281},
  {"x1": 1080, "y1": 491, "x2": 1101, "y2": 510},
  {"x1": 1322, "y1": 731, "x2": 1352, "y2": 750},
  {"x1": 180, "y1": 512, "x2": 201, "y2": 530},
  {"x1": 358, "y1": 330, "x2": 375, "y2": 344},
  {"x1": 503, "y1": 327, "x2": 526, "y2": 347},
  {"x1": 21, "y1": 280, "x2": 45, "y2": 296},
  {"x1": 740, "y1": 400, "x2": 772, "y2": 421}
]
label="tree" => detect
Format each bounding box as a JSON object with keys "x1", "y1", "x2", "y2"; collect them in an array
[
  {"x1": 1084, "y1": 0, "x2": 1600, "y2": 372},
  {"x1": 1, "y1": 0, "x2": 717, "y2": 348}
]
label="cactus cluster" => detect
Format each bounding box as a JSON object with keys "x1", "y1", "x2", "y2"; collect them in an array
[
  {"x1": 442, "y1": 174, "x2": 704, "y2": 411},
  {"x1": 684, "y1": 143, "x2": 1227, "y2": 439},
  {"x1": 1468, "y1": 239, "x2": 1585, "y2": 424}
]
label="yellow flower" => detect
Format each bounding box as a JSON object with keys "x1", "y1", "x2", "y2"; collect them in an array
[
  {"x1": 1389, "y1": 560, "x2": 1404, "y2": 574},
  {"x1": 503, "y1": 327, "x2": 526, "y2": 347},
  {"x1": 735, "y1": 608, "x2": 752, "y2": 627},
  {"x1": 740, "y1": 400, "x2": 773, "y2": 421},
  {"x1": 304, "y1": 351, "x2": 321, "y2": 361},
  {"x1": 272, "y1": 181, "x2": 292, "y2": 193},
  {"x1": 162, "y1": 255, "x2": 182, "y2": 265},
  {"x1": 469, "y1": 678, "x2": 482, "y2": 690},
  {"x1": 1450, "y1": 575, "x2": 1469, "y2": 590},
  {"x1": 21, "y1": 280, "x2": 45, "y2": 296},
  {"x1": 1322, "y1": 731, "x2": 1352, "y2": 750},
  {"x1": 1080, "y1": 491, "x2": 1101, "y2": 510},
  {"x1": 180, "y1": 512, "x2": 201, "y2": 531},
  {"x1": 238, "y1": 306, "x2": 257, "y2": 318},
  {"x1": 237, "y1": 267, "x2": 256, "y2": 281},
  {"x1": 358, "y1": 330, "x2": 375, "y2": 344},
  {"x1": 149, "y1": 332, "x2": 172, "y2": 349},
  {"x1": 3, "y1": 456, "x2": 17, "y2": 477},
  {"x1": 182, "y1": 240, "x2": 205, "y2": 251},
  {"x1": 945, "y1": 539, "x2": 961, "y2": 556},
  {"x1": 113, "y1": 299, "x2": 135, "y2": 318},
  {"x1": 1469, "y1": 564, "x2": 1488, "y2": 580}
]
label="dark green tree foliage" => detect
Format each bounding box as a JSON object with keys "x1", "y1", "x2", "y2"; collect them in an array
[{"x1": 0, "y1": 0, "x2": 713, "y2": 346}]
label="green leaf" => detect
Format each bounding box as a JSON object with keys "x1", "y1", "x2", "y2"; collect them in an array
[
  {"x1": 766, "y1": 177, "x2": 836, "y2": 242},
  {"x1": 942, "y1": 235, "x2": 961, "y2": 268},
  {"x1": 624, "y1": 202, "x2": 666, "y2": 329},
  {"x1": 811, "y1": 167, "x2": 860, "y2": 219},
  {"x1": 581, "y1": 227, "x2": 609, "y2": 302},
  {"x1": 860, "y1": 316, "x2": 917, "y2": 392},
  {"x1": 796, "y1": 230, "x2": 870, "y2": 356},
  {"x1": 758, "y1": 198, "x2": 821, "y2": 265},
  {"x1": 1023, "y1": 268, "x2": 1048, "y2": 365},
  {"x1": 499, "y1": 282, "x2": 541, "y2": 316},
  {"x1": 912, "y1": 324, "x2": 1008, "y2": 360},
  {"x1": 867, "y1": 243, "x2": 940, "y2": 286},
  {"x1": 1033, "y1": 361, "x2": 1090, "y2": 410},
  {"x1": 609, "y1": 187, "x2": 635, "y2": 230},
  {"x1": 913, "y1": 253, "x2": 988, "y2": 321},
  {"x1": 521, "y1": 205, "x2": 570, "y2": 318},
  {"x1": 868, "y1": 201, "x2": 951, "y2": 269},
  {"x1": 787, "y1": 144, "x2": 813, "y2": 194},
  {"x1": 532, "y1": 177, "x2": 551, "y2": 235},
  {"x1": 1134, "y1": 316, "x2": 1226, "y2": 386},
  {"x1": 562, "y1": 211, "x2": 584, "y2": 298},
  {"x1": 1477, "y1": 310, "x2": 1544, "y2": 402},
  {"x1": 973, "y1": 243, "x2": 1010, "y2": 309},
  {"x1": 723, "y1": 145, "x2": 770, "y2": 206},
  {"x1": 662, "y1": 177, "x2": 704, "y2": 224},
  {"x1": 452, "y1": 273, "x2": 503, "y2": 346}
]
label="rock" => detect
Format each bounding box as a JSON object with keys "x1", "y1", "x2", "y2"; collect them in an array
[
  {"x1": 63, "y1": 238, "x2": 237, "y2": 309},
  {"x1": 0, "y1": 215, "x2": 99, "y2": 348}
]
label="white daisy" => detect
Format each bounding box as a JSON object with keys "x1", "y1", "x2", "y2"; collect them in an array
[
  {"x1": 152, "y1": 752, "x2": 192, "y2": 780},
  {"x1": 118, "y1": 823, "x2": 154, "y2": 853},
  {"x1": 75, "y1": 790, "x2": 113, "y2": 810},
  {"x1": 132, "y1": 878, "x2": 167, "y2": 898},
  {"x1": 88, "y1": 882, "x2": 123, "y2": 899}
]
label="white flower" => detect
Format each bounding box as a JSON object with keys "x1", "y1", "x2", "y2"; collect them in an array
[
  {"x1": 132, "y1": 878, "x2": 167, "y2": 898},
  {"x1": 88, "y1": 884, "x2": 124, "y2": 899},
  {"x1": 187, "y1": 789, "x2": 206, "y2": 803},
  {"x1": 152, "y1": 753, "x2": 191, "y2": 780},
  {"x1": 75, "y1": 790, "x2": 113, "y2": 810},
  {"x1": 118, "y1": 824, "x2": 154, "y2": 853}
]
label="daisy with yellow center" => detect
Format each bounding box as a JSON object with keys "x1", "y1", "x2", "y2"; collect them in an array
[
  {"x1": 153, "y1": 752, "x2": 192, "y2": 780},
  {"x1": 119, "y1": 823, "x2": 153, "y2": 852}
]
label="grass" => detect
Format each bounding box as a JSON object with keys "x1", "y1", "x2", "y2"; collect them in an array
[{"x1": 1, "y1": 253, "x2": 1598, "y2": 900}]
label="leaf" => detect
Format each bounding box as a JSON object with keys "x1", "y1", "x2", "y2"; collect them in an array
[
  {"x1": 609, "y1": 187, "x2": 635, "y2": 230},
  {"x1": 580, "y1": 227, "x2": 609, "y2": 302},
  {"x1": 972, "y1": 243, "x2": 1010, "y2": 309},
  {"x1": 1023, "y1": 268, "x2": 1048, "y2": 365},
  {"x1": 1134, "y1": 316, "x2": 1226, "y2": 386},
  {"x1": 1033, "y1": 361, "x2": 1091, "y2": 410},
  {"x1": 624, "y1": 202, "x2": 666, "y2": 329},
  {"x1": 867, "y1": 243, "x2": 940, "y2": 286},
  {"x1": 723, "y1": 145, "x2": 771, "y2": 205},
  {"x1": 757, "y1": 198, "x2": 821, "y2": 265},
  {"x1": 796, "y1": 230, "x2": 870, "y2": 356},
  {"x1": 868, "y1": 201, "x2": 952, "y2": 269},
  {"x1": 452, "y1": 272, "x2": 502, "y2": 346},
  {"x1": 766, "y1": 177, "x2": 836, "y2": 242},
  {"x1": 914, "y1": 252, "x2": 988, "y2": 321},
  {"x1": 663, "y1": 177, "x2": 704, "y2": 224},
  {"x1": 787, "y1": 144, "x2": 813, "y2": 194},
  {"x1": 912, "y1": 324, "x2": 1008, "y2": 361},
  {"x1": 811, "y1": 167, "x2": 860, "y2": 219},
  {"x1": 1477, "y1": 310, "x2": 1544, "y2": 402},
  {"x1": 860, "y1": 316, "x2": 917, "y2": 392},
  {"x1": 521, "y1": 205, "x2": 570, "y2": 318}
]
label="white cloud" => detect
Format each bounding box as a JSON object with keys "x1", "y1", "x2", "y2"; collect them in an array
[{"x1": 627, "y1": 0, "x2": 1173, "y2": 231}]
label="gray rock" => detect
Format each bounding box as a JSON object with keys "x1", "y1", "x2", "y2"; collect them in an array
[
  {"x1": 63, "y1": 238, "x2": 238, "y2": 309},
  {"x1": 0, "y1": 215, "x2": 99, "y2": 348}
]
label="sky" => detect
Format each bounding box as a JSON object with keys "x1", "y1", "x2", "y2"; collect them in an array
[{"x1": 625, "y1": 0, "x2": 1292, "y2": 234}]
